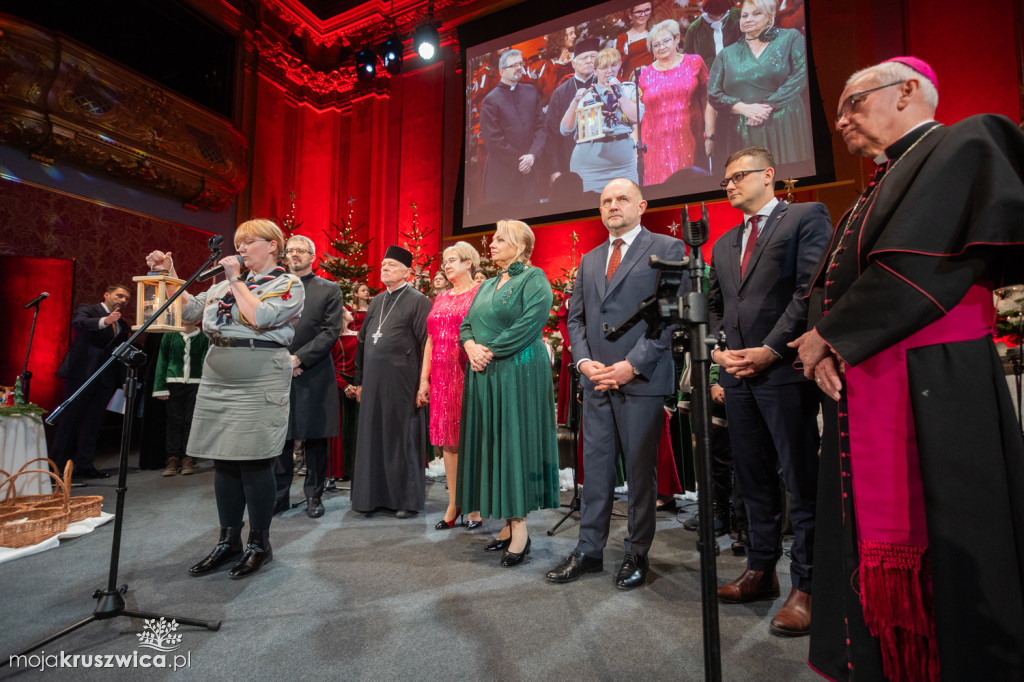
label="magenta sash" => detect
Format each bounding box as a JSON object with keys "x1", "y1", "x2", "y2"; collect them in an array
[{"x1": 844, "y1": 284, "x2": 994, "y2": 682}]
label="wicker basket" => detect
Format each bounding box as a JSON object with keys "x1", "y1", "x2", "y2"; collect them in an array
[
  {"x1": 0, "y1": 468, "x2": 70, "y2": 548},
  {"x1": 1, "y1": 459, "x2": 72, "y2": 509}
]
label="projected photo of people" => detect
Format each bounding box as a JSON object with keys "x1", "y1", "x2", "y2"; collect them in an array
[
  {"x1": 558, "y1": 48, "x2": 642, "y2": 194},
  {"x1": 706, "y1": 0, "x2": 813, "y2": 169},
  {"x1": 636, "y1": 19, "x2": 709, "y2": 186},
  {"x1": 461, "y1": 0, "x2": 818, "y2": 232}
]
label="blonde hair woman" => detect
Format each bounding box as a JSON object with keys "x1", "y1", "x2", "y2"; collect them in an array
[{"x1": 458, "y1": 220, "x2": 560, "y2": 567}]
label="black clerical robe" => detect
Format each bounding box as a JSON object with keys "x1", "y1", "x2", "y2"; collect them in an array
[
  {"x1": 545, "y1": 74, "x2": 595, "y2": 179},
  {"x1": 806, "y1": 115, "x2": 1024, "y2": 681},
  {"x1": 479, "y1": 81, "x2": 547, "y2": 208},
  {"x1": 351, "y1": 284, "x2": 432, "y2": 512}
]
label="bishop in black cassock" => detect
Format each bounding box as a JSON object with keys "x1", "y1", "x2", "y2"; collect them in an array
[
  {"x1": 792, "y1": 57, "x2": 1024, "y2": 682},
  {"x1": 350, "y1": 246, "x2": 432, "y2": 516}
]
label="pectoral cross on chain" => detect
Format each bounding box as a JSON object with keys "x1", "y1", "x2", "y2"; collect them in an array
[{"x1": 371, "y1": 328, "x2": 382, "y2": 345}]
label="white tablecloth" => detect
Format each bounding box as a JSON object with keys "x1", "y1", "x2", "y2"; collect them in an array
[{"x1": 0, "y1": 414, "x2": 49, "y2": 496}]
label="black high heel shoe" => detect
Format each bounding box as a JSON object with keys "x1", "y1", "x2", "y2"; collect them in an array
[
  {"x1": 435, "y1": 512, "x2": 464, "y2": 530},
  {"x1": 484, "y1": 536, "x2": 511, "y2": 552},
  {"x1": 466, "y1": 519, "x2": 483, "y2": 530},
  {"x1": 501, "y1": 536, "x2": 531, "y2": 567}
]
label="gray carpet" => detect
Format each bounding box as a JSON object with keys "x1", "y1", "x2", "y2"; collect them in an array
[{"x1": 0, "y1": 453, "x2": 818, "y2": 681}]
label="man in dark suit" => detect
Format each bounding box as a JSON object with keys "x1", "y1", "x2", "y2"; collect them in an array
[
  {"x1": 546, "y1": 178, "x2": 685, "y2": 590},
  {"x1": 50, "y1": 284, "x2": 132, "y2": 479},
  {"x1": 708, "y1": 146, "x2": 830, "y2": 635},
  {"x1": 274, "y1": 235, "x2": 344, "y2": 518}
]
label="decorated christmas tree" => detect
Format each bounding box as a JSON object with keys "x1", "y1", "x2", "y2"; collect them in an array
[
  {"x1": 476, "y1": 234, "x2": 498, "y2": 279},
  {"x1": 320, "y1": 197, "x2": 374, "y2": 303},
  {"x1": 275, "y1": 191, "x2": 302, "y2": 240},
  {"x1": 401, "y1": 202, "x2": 439, "y2": 295}
]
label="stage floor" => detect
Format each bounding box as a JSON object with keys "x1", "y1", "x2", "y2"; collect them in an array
[{"x1": 0, "y1": 451, "x2": 818, "y2": 681}]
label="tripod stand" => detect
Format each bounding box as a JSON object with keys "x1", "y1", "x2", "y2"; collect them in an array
[
  {"x1": 548, "y1": 365, "x2": 582, "y2": 535},
  {"x1": 1, "y1": 237, "x2": 226, "y2": 665}
]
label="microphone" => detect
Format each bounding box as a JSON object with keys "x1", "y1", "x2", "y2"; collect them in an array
[
  {"x1": 23, "y1": 292, "x2": 49, "y2": 309},
  {"x1": 682, "y1": 203, "x2": 709, "y2": 249},
  {"x1": 198, "y1": 255, "x2": 244, "y2": 282}
]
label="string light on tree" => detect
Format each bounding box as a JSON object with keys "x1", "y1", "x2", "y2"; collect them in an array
[{"x1": 319, "y1": 197, "x2": 374, "y2": 303}]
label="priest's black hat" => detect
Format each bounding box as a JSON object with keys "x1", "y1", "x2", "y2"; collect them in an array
[{"x1": 384, "y1": 245, "x2": 414, "y2": 268}]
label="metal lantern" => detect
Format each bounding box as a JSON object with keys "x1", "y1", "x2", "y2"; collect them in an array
[
  {"x1": 576, "y1": 101, "x2": 605, "y2": 142},
  {"x1": 132, "y1": 271, "x2": 185, "y2": 332}
]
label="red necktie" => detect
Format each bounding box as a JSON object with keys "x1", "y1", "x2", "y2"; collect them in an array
[
  {"x1": 740, "y1": 215, "x2": 760, "y2": 277},
  {"x1": 606, "y1": 238, "x2": 625, "y2": 280}
]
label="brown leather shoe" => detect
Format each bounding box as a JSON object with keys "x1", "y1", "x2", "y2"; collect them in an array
[
  {"x1": 717, "y1": 568, "x2": 780, "y2": 603},
  {"x1": 770, "y1": 588, "x2": 811, "y2": 636}
]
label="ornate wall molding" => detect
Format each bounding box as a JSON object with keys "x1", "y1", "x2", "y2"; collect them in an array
[{"x1": 0, "y1": 15, "x2": 248, "y2": 211}]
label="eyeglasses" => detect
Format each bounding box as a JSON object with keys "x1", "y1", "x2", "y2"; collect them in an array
[
  {"x1": 443, "y1": 256, "x2": 465, "y2": 266},
  {"x1": 285, "y1": 248, "x2": 311, "y2": 255},
  {"x1": 502, "y1": 61, "x2": 524, "y2": 70},
  {"x1": 651, "y1": 38, "x2": 677, "y2": 50},
  {"x1": 719, "y1": 169, "x2": 767, "y2": 189},
  {"x1": 235, "y1": 238, "x2": 269, "y2": 250},
  {"x1": 632, "y1": 8, "x2": 652, "y2": 15},
  {"x1": 837, "y1": 81, "x2": 905, "y2": 120}
]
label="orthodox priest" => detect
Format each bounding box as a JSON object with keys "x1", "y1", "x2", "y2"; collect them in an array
[
  {"x1": 350, "y1": 245, "x2": 432, "y2": 518},
  {"x1": 544, "y1": 37, "x2": 599, "y2": 185},
  {"x1": 790, "y1": 57, "x2": 1024, "y2": 681}
]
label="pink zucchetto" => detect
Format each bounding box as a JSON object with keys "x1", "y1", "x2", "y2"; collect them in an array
[{"x1": 883, "y1": 56, "x2": 938, "y2": 91}]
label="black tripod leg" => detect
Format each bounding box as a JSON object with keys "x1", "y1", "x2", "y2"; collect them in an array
[
  {"x1": 4, "y1": 616, "x2": 98, "y2": 662},
  {"x1": 547, "y1": 492, "x2": 581, "y2": 535},
  {"x1": 121, "y1": 610, "x2": 221, "y2": 631}
]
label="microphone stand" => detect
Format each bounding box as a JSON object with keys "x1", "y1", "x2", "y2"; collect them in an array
[
  {"x1": 548, "y1": 364, "x2": 582, "y2": 535},
  {"x1": 1, "y1": 236, "x2": 226, "y2": 666},
  {"x1": 633, "y1": 66, "x2": 647, "y2": 186},
  {"x1": 682, "y1": 204, "x2": 721, "y2": 682},
  {"x1": 18, "y1": 300, "x2": 43, "y2": 404}
]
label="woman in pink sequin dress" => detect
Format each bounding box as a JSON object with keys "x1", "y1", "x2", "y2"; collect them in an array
[
  {"x1": 637, "y1": 19, "x2": 710, "y2": 185},
  {"x1": 417, "y1": 241, "x2": 483, "y2": 530}
]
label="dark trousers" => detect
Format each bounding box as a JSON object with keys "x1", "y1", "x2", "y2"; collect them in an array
[
  {"x1": 49, "y1": 378, "x2": 116, "y2": 473},
  {"x1": 577, "y1": 390, "x2": 664, "y2": 560},
  {"x1": 214, "y1": 458, "x2": 275, "y2": 530},
  {"x1": 165, "y1": 384, "x2": 199, "y2": 461},
  {"x1": 725, "y1": 380, "x2": 819, "y2": 592},
  {"x1": 275, "y1": 437, "x2": 328, "y2": 509}
]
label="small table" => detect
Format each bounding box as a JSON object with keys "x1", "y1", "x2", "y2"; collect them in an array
[{"x1": 0, "y1": 414, "x2": 49, "y2": 496}]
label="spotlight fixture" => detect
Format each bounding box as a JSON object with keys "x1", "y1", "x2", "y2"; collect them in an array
[
  {"x1": 380, "y1": 35, "x2": 403, "y2": 75},
  {"x1": 355, "y1": 48, "x2": 377, "y2": 83},
  {"x1": 413, "y1": 22, "x2": 439, "y2": 61}
]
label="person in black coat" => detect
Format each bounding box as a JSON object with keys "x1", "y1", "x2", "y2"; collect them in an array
[
  {"x1": 478, "y1": 48, "x2": 547, "y2": 216},
  {"x1": 50, "y1": 284, "x2": 132, "y2": 479},
  {"x1": 274, "y1": 235, "x2": 344, "y2": 518}
]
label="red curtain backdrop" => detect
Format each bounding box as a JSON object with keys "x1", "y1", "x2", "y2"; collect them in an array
[{"x1": 0, "y1": 257, "x2": 74, "y2": 411}]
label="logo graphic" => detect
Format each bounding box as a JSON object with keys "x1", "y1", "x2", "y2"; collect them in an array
[{"x1": 136, "y1": 618, "x2": 183, "y2": 652}]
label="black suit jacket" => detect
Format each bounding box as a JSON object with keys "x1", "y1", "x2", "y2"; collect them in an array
[
  {"x1": 57, "y1": 303, "x2": 131, "y2": 388},
  {"x1": 708, "y1": 200, "x2": 831, "y2": 387},
  {"x1": 287, "y1": 274, "x2": 344, "y2": 439}
]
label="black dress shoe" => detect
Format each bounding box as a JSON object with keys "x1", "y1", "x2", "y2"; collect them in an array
[
  {"x1": 501, "y1": 537, "x2": 531, "y2": 567},
  {"x1": 615, "y1": 553, "x2": 649, "y2": 590},
  {"x1": 546, "y1": 552, "x2": 603, "y2": 583},
  {"x1": 75, "y1": 467, "x2": 110, "y2": 479},
  {"x1": 189, "y1": 526, "x2": 244, "y2": 576},
  {"x1": 656, "y1": 498, "x2": 678, "y2": 513},
  {"x1": 229, "y1": 529, "x2": 273, "y2": 579},
  {"x1": 466, "y1": 519, "x2": 483, "y2": 530},
  {"x1": 306, "y1": 498, "x2": 325, "y2": 518},
  {"x1": 324, "y1": 479, "x2": 338, "y2": 492},
  {"x1": 395, "y1": 509, "x2": 418, "y2": 519},
  {"x1": 484, "y1": 537, "x2": 511, "y2": 552}
]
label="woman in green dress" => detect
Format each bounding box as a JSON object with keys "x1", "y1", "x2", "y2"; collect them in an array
[
  {"x1": 458, "y1": 219, "x2": 560, "y2": 567},
  {"x1": 706, "y1": 0, "x2": 812, "y2": 168}
]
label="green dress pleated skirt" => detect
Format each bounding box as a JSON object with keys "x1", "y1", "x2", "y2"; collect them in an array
[{"x1": 457, "y1": 267, "x2": 561, "y2": 519}]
